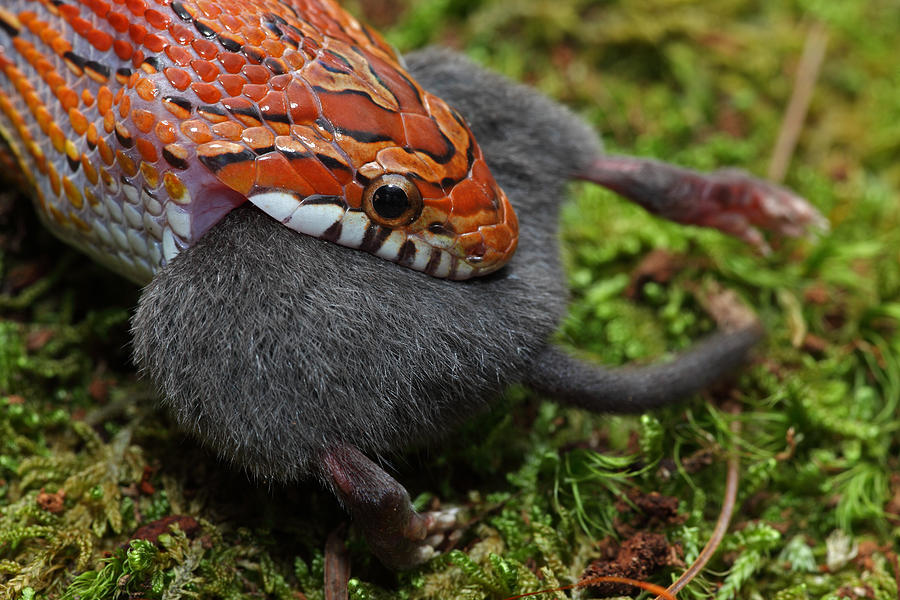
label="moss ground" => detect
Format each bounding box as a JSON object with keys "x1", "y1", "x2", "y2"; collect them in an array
[{"x1": 2, "y1": 1, "x2": 899, "y2": 598}]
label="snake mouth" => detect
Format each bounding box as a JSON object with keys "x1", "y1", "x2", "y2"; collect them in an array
[{"x1": 247, "y1": 191, "x2": 513, "y2": 280}]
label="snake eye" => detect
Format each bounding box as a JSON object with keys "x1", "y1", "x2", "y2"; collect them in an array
[{"x1": 363, "y1": 174, "x2": 423, "y2": 227}]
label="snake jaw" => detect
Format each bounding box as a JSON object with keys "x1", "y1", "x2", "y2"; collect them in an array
[{"x1": 248, "y1": 187, "x2": 516, "y2": 280}]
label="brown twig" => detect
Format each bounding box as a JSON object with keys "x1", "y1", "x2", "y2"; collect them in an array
[
  {"x1": 768, "y1": 20, "x2": 829, "y2": 183},
  {"x1": 324, "y1": 524, "x2": 351, "y2": 600},
  {"x1": 654, "y1": 414, "x2": 743, "y2": 598}
]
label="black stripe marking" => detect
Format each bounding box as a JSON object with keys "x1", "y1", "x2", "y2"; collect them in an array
[
  {"x1": 397, "y1": 240, "x2": 416, "y2": 266},
  {"x1": 448, "y1": 257, "x2": 459, "y2": 279},
  {"x1": 165, "y1": 96, "x2": 193, "y2": 112},
  {"x1": 115, "y1": 124, "x2": 134, "y2": 148},
  {"x1": 320, "y1": 50, "x2": 353, "y2": 74},
  {"x1": 85, "y1": 60, "x2": 110, "y2": 80},
  {"x1": 0, "y1": 14, "x2": 19, "y2": 37},
  {"x1": 142, "y1": 56, "x2": 161, "y2": 72},
  {"x1": 264, "y1": 57, "x2": 288, "y2": 75},
  {"x1": 163, "y1": 147, "x2": 190, "y2": 170},
  {"x1": 197, "y1": 103, "x2": 226, "y2": 117},
  {"x1": 218, "y1": 32, "x2": 243, "y2": 52},
  {"x1": 336, "y1": 126, "x2": 392, "y2": 144},
  {"x1": 360, "y1": 224, "x2": 391, "y2": 254},
  {"x1": 66, "y1": 154, "x2": 80, "y2": 172},
  {"x1": 315, "y1": 154, "x2": 351, "y2": 174},
  {"x1": 320, "y1": 221, "x2": 342, "y2": 242},
  {"x1": 63, "y1": 51, "x2": 87, "y2": 73},
  {"x1": 244, "y1": 45, "x2": 265, "y2": 64},
  {"x1": 301, "y1": 195, "x2": 346, "y2": 206},
  {"x1": 171, "y1": 1, "x2": 192, "y2": 21},
  {"x1": 197, "y1": 147, "x2": 257, "y2": 173},
  {"x1": 194, "y1": 19, "x2": 216, "y2": 39},
  {"x1": 424, "y1": 249, "x2": 442, "y2": 276}
]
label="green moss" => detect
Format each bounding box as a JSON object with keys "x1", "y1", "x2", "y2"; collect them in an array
[{"x1": 3, "y1": 0, "x2": 899, "y2": 598}]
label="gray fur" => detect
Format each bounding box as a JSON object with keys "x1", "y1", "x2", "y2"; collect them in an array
[{"x1": 131, "y1": 49, "x2": 746, "y2": 483}]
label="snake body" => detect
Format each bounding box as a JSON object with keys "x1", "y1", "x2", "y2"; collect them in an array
[{"x1": 0, "y1": 0, "x2": 517, "y2": 283}]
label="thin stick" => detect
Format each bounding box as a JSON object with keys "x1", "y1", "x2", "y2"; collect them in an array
[
  {"x1": 324, "y1": 525, "x2": 351, "y2": 600},
  {"x1": 768, "y1": 21, "x2": 829, "y2": 183},
  {"x1": 654, "y1": 416, "x2": 742, "y2": 598}
]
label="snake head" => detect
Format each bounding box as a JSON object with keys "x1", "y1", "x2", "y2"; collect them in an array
[{"x1": 204, "y1": 35, "x2": 519, "y2": 280}]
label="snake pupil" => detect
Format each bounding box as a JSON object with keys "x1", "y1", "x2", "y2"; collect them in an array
[{"x1": 372, "y1": 185, "x2": 410, "y2": 219}]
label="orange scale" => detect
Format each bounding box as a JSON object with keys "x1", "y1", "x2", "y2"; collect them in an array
[
  {"x1": 218, "y1": 52, "x2": 245, "y2": 74},
  {"x1": 86, "y1": 123, "x2": 100, "y2": 148},
  {"x1": 181, "y1": 119, "x2": 213, "y2": 144},
  {"x1": 196, "y1": 0, "x2": 222, "y2": 18},
  {"x1": 82, "y1": 155, "x2": 99, "y2": 185},
  {"x1": 88, "y1": 0, "x2": 111, "y2": 18},
  {"x1": 480, "y1": 222, "x2": 516, "y2": 255},
  {"x1": 242, "y1": 25, "x2": 266, "y2": 46},
  {"x1": 144, "y1": 8, "x2": 171, "y2": 29},
  {"x1": 344, "y1": 180, "x2": 364, "y2": 209},
  {"x1": 116, "y1": 150, "x2": 139, "y2": 177},
  {"x1": 190, "y1": 82, "x2": 220, "y2": 104},
  {"x1": 18, "y1": 11, "x2": 37, "y2": 26},
  {"x1": 211, "y1": 121, "x2": 243, "y2": 140},
  {"x1": 88, "y1": 29, "x2": 114, "y2": 52},
  {"x1": 143, "y1": 33, "x2": 166, "y2": 53},
  {"x1": 126, "y1": 0, "x2": 148, "y2": 17},
  {"x1": 140, "y1": 156, "x2": 160, "y2": 183},
  {"x1": 97, "y1": 86, "x2": 113, "y2": 114},
  {"x1": 133, "y1": 51, "x2": 149, "y2": 71},
  {"x1": 103, "y1": 110, "x2": 115, "y2": 134},
  {"x1": 128, "y1": 23, "x2": 147, "y2": 44},
  {"x1": 290, "y1": 157, "x2": 343, "y2": 196},
  {"x1": 70, "y1": 17, "x2": 93, "y2": 37},
  {"x1": 166, "y1": 44, "x2": 193, "y2": 66},
  {"x1": 164, "y1": 67, "x2": 192, "y2": 91},
  {"x1": 269, "y1": 74, "x2": 291, "y2": 91},
  {"x1": 192, "y1": 38, "x2": 218, "y2": 60},
  {"x1": 240, "y1": 125, "x2": 274, "y2": 150},
  {"x1": 47, "y1": 163, "x2": 62, "y2": 197},
  {"x1": 155, "y1": 120, "x2": 178, "y2": 144},
  {"x1": 135, "y1": 78, "x2": 158, "y2": 101},
  {"x1": 107, "y1": 11, "x2": 129, "y2": 33},
  {"x1": 255, "y1": 152, "x2": 315, "y2": 196},
  {"x1": 219, "y1": 13, "x2": 243, "y2": 33},
  {"x1": 261, "y1": 39, "x2": 284, "y2": 58},
  {"x1": 190, "y1": 59, "x2": 219, "y2": 82},
  {"x1": 285, "y1": 80, "x2": 317, "y2": 125},
  {"x1": 95, "y1": 137, "x2": 113, "y2": 165},
  {"x1": 448, "y1": 179, "x2": 493, "y2": 221},
  {"x1": 241, "y1": 64, "x2": 269, "y2": 84},
  {"x1": 63, "y1": 176, "x2": 84, "y2": 209},
  {"x1": 215, "y1": 159, "x2": 257, "y2": 196},
  {"x1": 163, "y1": 172, "x2": 189, "y2": 204},
  {"x1": 168, "y1": 23, "x2": 194, "y2": 46},
  {"x1": 242, "y1": 83, "x2": 267, "y2": 102},
  {"x1": 118, "y1": 94, "x2": 132, "y2": 118},
  {"x1": 48, "y1": 123, "x2": 66, "y2": 154},
  {"x1": 131, "y1": 108, "x2": 156, "y2": 133},
  {"x1": 56, "y1": 87, "x2": 79, "y2": 112},
  {"x1": 113, "y1": 39, "x2": 134, "y2": 61},
  {"x1": 68, "y1": 107, "x2": 89, "y2": 135},
  {"x1": 218, "y1": 73, "x2": 245, "y2": 97}
]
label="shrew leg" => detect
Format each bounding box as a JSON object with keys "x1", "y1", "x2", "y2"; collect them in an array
[
  {"x1": 575, "y1": 156, "x2": 827, "y2": 252},
  {"x1": 318, "y1": 444, "x2": 459, "y2": 570}
]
